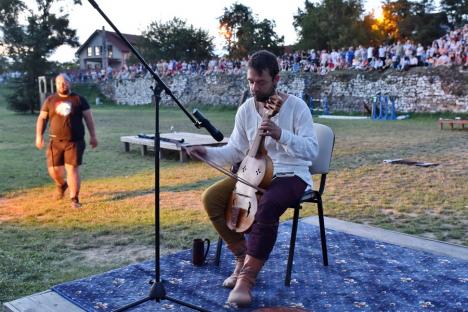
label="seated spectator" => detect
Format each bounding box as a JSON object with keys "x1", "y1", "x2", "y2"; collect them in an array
[
  {"x1": 391, "y1": 54, "x2": 399, "y2": 69},
  {"x1": 426, "y1": 56, "x2": 435, "y2": 67},
  {"x1": 320, "y1": 50, "x2": 328, "y2": 68},
  {"x1": 383, "y1": 57, "x2": 393, "y2": 69},
  {"x1": 436, "y1": 53, "x2": 451, "y2": 66},
  {"x1": 292, "y1": 61, "x2": 301, "y2": 72},
  {"x1": 367, "y1": 46, "x2": 374, "y2": 62},
  {"x1": 398, "y1": 57, "x2": 410, "y2": 71},
  {"x1": 345, "y1": 47, "x2": 354, "y2": 67},
  {"x1": 378, "y1": 45, "x2": 386, "y2": 62},
  {"x1": 409, "y1": 55, "x2": 419, "y2": 67},
  {"x1": 373, "y1": 58, "x2": 384, "y2": 70}
]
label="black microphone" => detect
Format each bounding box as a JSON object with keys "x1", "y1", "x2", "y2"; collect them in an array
[{"x1": 192, "y1": 109, "x2": 224, "y2": 142}]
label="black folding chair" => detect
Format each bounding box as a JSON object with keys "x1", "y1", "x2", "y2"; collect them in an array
[{"x1": 215, "y1": 123, "x2": 335, "y2": 286}]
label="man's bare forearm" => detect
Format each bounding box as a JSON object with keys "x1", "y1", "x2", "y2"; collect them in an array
[
  {"x1": 84, "y1": 111, "x2": 96, "y2": 138},
  {"x1": 36, "y1": 117, "x2": 47, "y2": 138}
]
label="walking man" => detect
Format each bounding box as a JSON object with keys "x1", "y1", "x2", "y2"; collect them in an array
[{"x1": 35, "y1": 73, "x2": 98, "y2": 208}]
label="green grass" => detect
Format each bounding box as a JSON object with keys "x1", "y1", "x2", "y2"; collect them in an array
[
  {"x1": 0, "y1": 82, "x2": 467, "y2": 304},
  {"x1": 0, "y1": 83, "x2": 236, "y2": 194}
]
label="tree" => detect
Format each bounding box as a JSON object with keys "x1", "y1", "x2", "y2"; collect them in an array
[
  {"x1": 0, "y1": 0, "x2": 80, "y2": 113},
  {"x1": 219, "y1": 3, "x2": 284, "y2": 58},
  {"x1": 293, "y1": 0, "x2": 368, "y2": 51},
  {"x1": 137, "y1": 17, "x2": 214, "y2": 63},
  {"x1": 0, "y1": 0, "x2": 25, "y2": 25},
  {"x1": 252, "y1": 19, "x2": 284, "y2": 55},
  {"x1": 50, "y1": 60, "x2": 80, "y2": 73},
  {"x1": 399, "y1": 12, "x2": 447, "y2": 45},
  {"x1": 380, "y1": 0, "x2": 448, "y2": 44},
  {"x1": 359, "y1": 13, "x2": 386, "y2": 46},
  {"x1": 440, "y1": 0, "x2": 468, "y2": 28}
]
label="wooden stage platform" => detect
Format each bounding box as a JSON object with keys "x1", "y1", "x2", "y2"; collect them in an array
[
  {"x1": 120, "y1": 132, "x2": 228, "y2": 162},
  {"x1": 4, "y1": 290, "x2": 84, "y2": 312}
]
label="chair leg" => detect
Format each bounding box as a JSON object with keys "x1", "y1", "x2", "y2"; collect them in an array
[
  {"x1": 317, "y1": 199, "x2": 328, "y2": 266},
  {"x1": 215, "y1": 237, "x2": 223, "y2": 266},
  {"x1": 285, "y1": 204, "x2": 301, "y2": 286}
]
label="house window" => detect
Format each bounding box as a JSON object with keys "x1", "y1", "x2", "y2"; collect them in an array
[
  {"x1": 87, "y1": 47, "x2": 93, "y2": 57},
  {"x1": 108, "y1": 45, "x2": 113, "y2": 58},
  {"x1": 95, "y1": 46, "x2": 102, "y2": 56}
]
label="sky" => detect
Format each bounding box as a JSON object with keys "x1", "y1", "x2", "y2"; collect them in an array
[{"x1": 47, "y1": 0, "x2": 383, "y2": 62}]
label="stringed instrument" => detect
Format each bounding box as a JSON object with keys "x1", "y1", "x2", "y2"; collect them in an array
[
  {"x1": 225, "y1": 98, "x2": 281, "y2": 232},
  {"x1": 189, "y1": 95, "x2": 282, "y2": 233}
]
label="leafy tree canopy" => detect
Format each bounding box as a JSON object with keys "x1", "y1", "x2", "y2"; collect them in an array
[
  {"x1": 293, "y1": 0, "x2": 452, "y2": 51},
  {"x1": 380, "y1": 0, "x2": 448, "y2": 45},
  {"x1": 440, "y1": 0, "x2": 467, "y2": 28},
  {"x1": 219, "y1": 3, "x2": 284, "y2": 58},
  {"x1": 293, "y1": 0, "x2": 368, "y2": 51},
  {"x1": 135, "y1": 17, "x2": 214, "y2": 63},
  {"x1": 0, "y1": 0, "x2": 80, "y2": 113}
]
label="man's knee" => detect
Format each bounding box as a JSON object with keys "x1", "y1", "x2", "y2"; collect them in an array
[
  {"x1": 64, "y1": 166, "x2": 80, "y2": 188},
  {"x1": 65, "y1": 164, "x2": 79, "y2": 175},
  {"x1": 255, "y1": 197, "x2": 283, "y2": 223},
  {"x1": 201, "y1": 178, "x2": 234, "y2": 217},
  {"x1": 201, "y1": 187, "x2": 212, "y2": 211},
  {"x1": 201, "y1": 186, "x2": 223, "y2": 218},
  {"x1": 48, "y1": 166, "x2": 64, "y2": 176}
]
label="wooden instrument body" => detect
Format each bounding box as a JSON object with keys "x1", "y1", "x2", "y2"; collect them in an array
[
  {"x1": 224, "y1": 95, "x2": 282, "y2": 233},
  {"x1": 193, "y1": 94, "x2": 282, "y2": 233},
  {"x1": 226, "y1": 153, "x2": 274, "y2": 232}
]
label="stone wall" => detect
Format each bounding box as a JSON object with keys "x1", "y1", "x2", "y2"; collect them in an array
[{"x1": 99, "y1": 66, "x2": 468, "y2": 113}]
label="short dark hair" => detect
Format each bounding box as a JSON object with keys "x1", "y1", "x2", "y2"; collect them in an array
[{"x1": 248, "y1": 50, "x2": 279, "y2": 78}]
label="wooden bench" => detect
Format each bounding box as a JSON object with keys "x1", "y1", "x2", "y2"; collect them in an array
[
  {"x1": 438, "y1": 119, "x2": 467, "y2": 130},
  {"x1": 120, "y1": 132, "x2": 228, "y2": 162}
]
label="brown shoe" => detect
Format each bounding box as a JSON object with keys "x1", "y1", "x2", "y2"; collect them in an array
[
  {"x1": 55, "y1": 182, "x2": 68, "y2": 200},
  {"x1": 71, "y1": 197, "x2": 82, "y2": 209},
  {"x1": 223, "y1": 240, "x2": 246, "y2": 288},
  {"x1": 227, "y1": 255, "x2": 265, "y2": 306}
]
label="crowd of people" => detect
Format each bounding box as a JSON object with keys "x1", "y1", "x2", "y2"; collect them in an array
[
  {"x1": 69, "y1": 58, "x2": 248, "y2": 82},
  {"x1": 280, "y1": 24, "x2": 467, "y2": 73},
  {"x1": 68, "y1": 25, "x2": 467, "y2": 82}
]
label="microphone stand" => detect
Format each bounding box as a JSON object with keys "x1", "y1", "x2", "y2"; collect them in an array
[{"x1": 87, "y1": 1, "x2": 210, "y2": 311}]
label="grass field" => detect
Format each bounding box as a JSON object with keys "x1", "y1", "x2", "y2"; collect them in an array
[{"x1": 0, "y1": 83, "x2": 466, "y2": 304}]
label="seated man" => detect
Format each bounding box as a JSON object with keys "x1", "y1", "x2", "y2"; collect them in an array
[{"x1": 186, "y1": 50, "x2": 318, "y2": 306}]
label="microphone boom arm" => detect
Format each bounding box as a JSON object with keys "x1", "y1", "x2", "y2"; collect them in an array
[{"x1": 87, "y1": 0, "x2": 201, "y2": 128}]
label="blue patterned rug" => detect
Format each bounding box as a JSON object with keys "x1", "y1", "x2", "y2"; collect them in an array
[{"x1": 52, "y1": 221, "x2": 468, "y2": 311}]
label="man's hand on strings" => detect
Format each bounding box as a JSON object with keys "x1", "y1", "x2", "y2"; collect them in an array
[{"x1": 260, "y1": 117, "x2": 282, "y2": 141}]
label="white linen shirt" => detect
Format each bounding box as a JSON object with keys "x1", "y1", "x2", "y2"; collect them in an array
[{"x1": 205, "y1": 95, "x2": 319, "y2": 188}]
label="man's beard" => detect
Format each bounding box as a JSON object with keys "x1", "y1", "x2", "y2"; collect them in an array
[
  {"x1": 58, "y1": 88, "x2": 70, "y2": 96},
  {"x1": 253, "y1": 85, "x2": 276, "y2": 102}
]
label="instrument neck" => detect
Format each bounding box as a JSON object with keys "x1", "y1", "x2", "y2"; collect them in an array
[{"x1": 248, "y1": 111, "x2": 271, "y2": 158}]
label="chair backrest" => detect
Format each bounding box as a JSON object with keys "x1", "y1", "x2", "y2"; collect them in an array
[{"x1": 309, "y1": 123, "x2": 335, "y2": 175}]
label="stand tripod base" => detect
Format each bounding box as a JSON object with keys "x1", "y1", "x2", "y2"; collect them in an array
[{"x1": 113, "y1": 280, "x2": 210, "y2": 312}]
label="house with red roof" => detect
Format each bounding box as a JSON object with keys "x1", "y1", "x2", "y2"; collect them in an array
[{"x1": 75, "y1": 27, "x2": 143, "y2": 71}]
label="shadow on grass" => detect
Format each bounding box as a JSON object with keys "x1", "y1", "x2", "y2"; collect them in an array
[{"x1": 95, "y1": 177, "x2": 222, "y2": 201}]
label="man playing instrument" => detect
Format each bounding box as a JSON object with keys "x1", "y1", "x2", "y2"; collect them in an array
[{"x1": 186, "y1": 50, "x2": 318, "y2": 306}]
